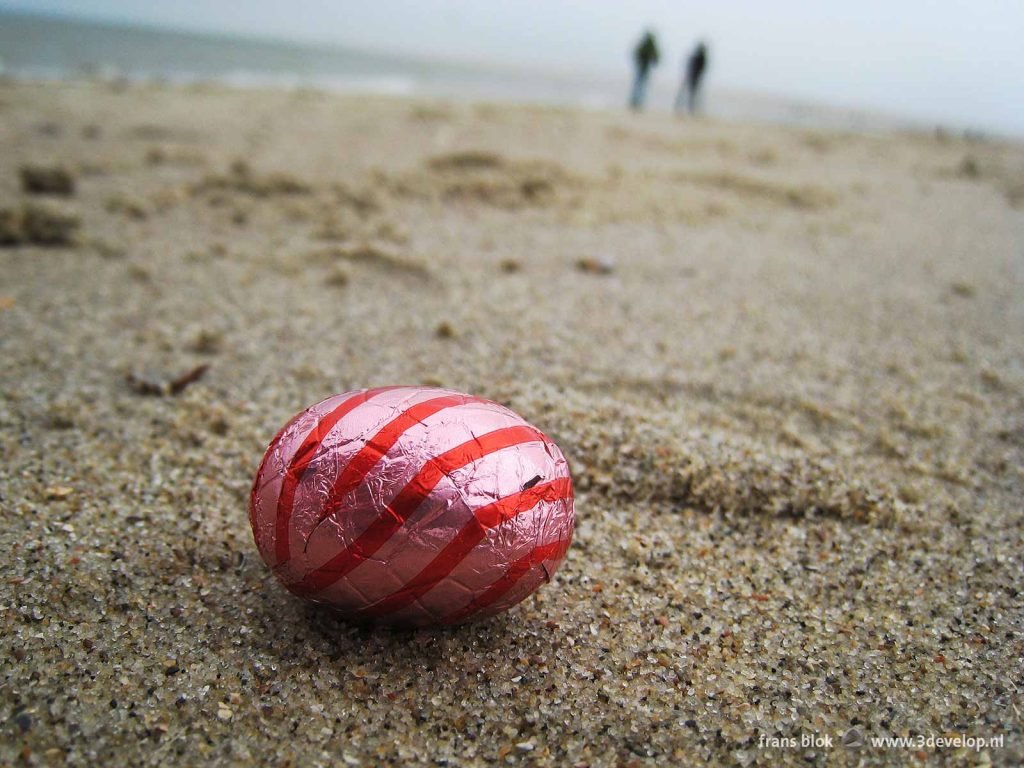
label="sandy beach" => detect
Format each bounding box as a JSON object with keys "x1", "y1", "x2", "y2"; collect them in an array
[{"x1": 1, "y1": 79, "x2": 1022, "y2": 766}]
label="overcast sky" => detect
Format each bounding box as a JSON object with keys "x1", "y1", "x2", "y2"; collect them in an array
[{"x1": 3, "y1": 0, "x2": 1023, "y2": 134}]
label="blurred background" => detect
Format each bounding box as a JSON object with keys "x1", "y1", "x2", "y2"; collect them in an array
[{"x1": 1, "y1": 0, "x2": 1022, "y2": 136}]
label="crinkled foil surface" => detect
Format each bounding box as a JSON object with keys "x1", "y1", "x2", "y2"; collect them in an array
[{"x1": 249, "y1": 387, "x2": 575, "y2": 627}]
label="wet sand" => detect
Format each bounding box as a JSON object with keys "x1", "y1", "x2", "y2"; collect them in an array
[{"x1": 1, "y1": 79, "x2": 1023, "y2": 766}]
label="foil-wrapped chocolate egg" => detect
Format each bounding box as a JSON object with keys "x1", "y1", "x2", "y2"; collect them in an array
[{"x1": 249, "y1": 387, "x2": 575, "y2": 626}]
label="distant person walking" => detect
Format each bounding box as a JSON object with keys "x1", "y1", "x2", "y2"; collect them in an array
[
  {"x1": 676, "y1": 42, "x2": 709, "y2": 114},
  {"x1": 629, "y1": 30, "x2": 660, "y2": 111}
]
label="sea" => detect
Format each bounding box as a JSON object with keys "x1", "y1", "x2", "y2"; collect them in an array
[{"x1": 0, "y1": 10, "x2": 917, "y2": 135}]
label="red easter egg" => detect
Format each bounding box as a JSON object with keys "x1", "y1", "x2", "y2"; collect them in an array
[{"x1": 249, "y1": 387, "x2": 575, "y2": 626}]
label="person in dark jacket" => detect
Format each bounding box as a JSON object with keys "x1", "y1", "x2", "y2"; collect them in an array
[
  {"x1": 629, "y1": 30, "x2": 660, "y2": 111},
  {"x1": 676, "y1": 42, "x2": 709, "y2": 114}
]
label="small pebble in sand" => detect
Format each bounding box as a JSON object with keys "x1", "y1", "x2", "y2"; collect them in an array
[
  {"x1": 249, "y1": 386, "x2": 575, "y2": 626},
  {"x1": 20, "y1": 164, "x2": 76, "y2": 196},
  {"x1": 106, "y1": 194, "x2": 149, "y2": 220},
  {"x1": 576, "y1": 256, "x2": 615, "y2": 275},
  {"x1": 325, "y1": 268, "x2": 350, "y2": 288},
  {"x1": 44, "y1": 485, "x2": 74, "y2": 500},
  {"x1": 949, "y1": 281, "x2": 976, "y2": 298},
  {"x1": 189, "y1": 329, "x2": 224, "y2": 355}
]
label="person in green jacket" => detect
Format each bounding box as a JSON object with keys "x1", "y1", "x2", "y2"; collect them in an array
[{"x1": 629, "y1": 30, "x2": 660, "y2": 111}]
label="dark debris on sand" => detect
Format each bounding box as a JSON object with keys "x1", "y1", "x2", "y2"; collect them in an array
[
  {"x1": 0, "y1": 202, "x2": 80, "y2": 247},
  {"x1": 20, "y1": 164, "x2": 76, "y2": 196}
]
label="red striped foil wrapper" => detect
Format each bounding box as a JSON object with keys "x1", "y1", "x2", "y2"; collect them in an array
[{"x1": 249, "y1": 387, "x2": 575, "y2": 626}]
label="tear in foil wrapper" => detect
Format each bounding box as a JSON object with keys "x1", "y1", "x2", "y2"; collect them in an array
[{"x1": 249, "y1": 386, "x2": 575, "y2": 626}]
